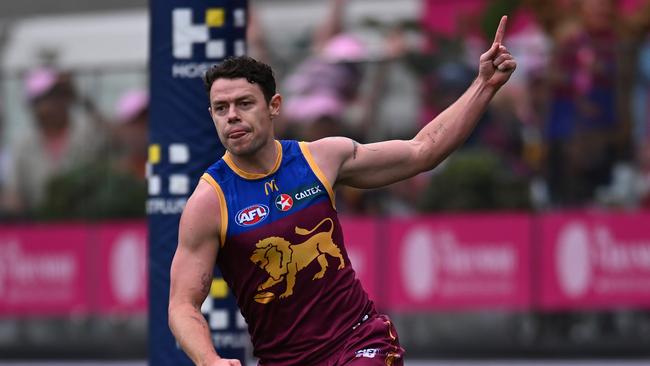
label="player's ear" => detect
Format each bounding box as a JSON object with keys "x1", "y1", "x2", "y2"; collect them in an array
[
  {"x1": 269, "y1": 94, "x2": 282, "y2": 119},
  {"x1": 207, "y1": 106, "x2": 217, "y2": 123}
]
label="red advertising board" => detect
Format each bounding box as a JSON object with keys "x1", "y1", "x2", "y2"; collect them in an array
[
  {"x1": 339, "y1": 217, "x2": 379, "y2": 306},
  {"x1": 0, "y1": 224, "x2": 91, "y2": 316},
  {"x1": 2, "y1": 211, "x2": 649, "y2": 317},
  {"x1": 539, "y1": 211, "x2": 650, "y2": 310},
  {"x1": 0, "y1": 221, "x2": 148, "y2": 317},
  {"x1": 95, "y1": 222, "x2": 148, "y2": 314},
  {"x1": 386, "y1": 214, "x2": 532, "y2": 311}
]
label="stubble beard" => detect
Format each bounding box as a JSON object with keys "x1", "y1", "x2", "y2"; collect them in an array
[{"x1": 225, "y1": 133, "x2": 267, "y2": 158}]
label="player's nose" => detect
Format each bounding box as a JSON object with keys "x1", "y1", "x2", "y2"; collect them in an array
[{"x1": 226, "y1": 104, "x2": 240, "y2": 123}]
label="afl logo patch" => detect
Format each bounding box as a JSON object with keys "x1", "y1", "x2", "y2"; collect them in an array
[
  {"x1": 275, "y1": 194, "x2": 294, "y2": 211},
  {"x1": 236, "y1": 204, "x2": 269, "y2": 227}
]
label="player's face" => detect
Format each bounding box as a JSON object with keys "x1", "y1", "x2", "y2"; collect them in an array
[{"x1": 209, "y1": 78, "x2": 280, "y2": 156}]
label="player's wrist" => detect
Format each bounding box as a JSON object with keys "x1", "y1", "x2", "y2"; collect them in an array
[
  {"x1": 198, "y1": 352, "x2": 221, "y2": 366},
  {"x1": 472, "y1": 76, "x2": 499, "y2": 95}
]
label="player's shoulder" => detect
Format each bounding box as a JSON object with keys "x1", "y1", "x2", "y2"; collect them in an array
[
  {"x1": 300, "y1": 137, "x2": 354, "y2": 186},
  {"x1": 304, "y1": 136, "x2": 354, "y2": 160},
  {"x1": 178, "y1": 179, "x2": 222, "y2": 246},
  {"x1": 182, "y1": 179, "x2": 221, "y2": 223},
  {"x1": 304, "y1": 136, "x2": 352, "y2": 150}
]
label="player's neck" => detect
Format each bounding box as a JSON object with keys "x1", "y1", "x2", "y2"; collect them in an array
[{"x1": 226, "y1": 139, "x2": 281, "y2": 177}]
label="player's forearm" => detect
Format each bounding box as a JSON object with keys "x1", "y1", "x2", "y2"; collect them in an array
[
  {"x1": 413, "y1": 77, "x2": 498, "y2": 171},
  {"x1": 169, "y1": 302, "x2": 220, "y2": 366}
]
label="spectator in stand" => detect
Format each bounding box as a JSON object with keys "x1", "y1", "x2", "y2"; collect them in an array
[
  {"x1": 3, "y1": 67, "x2": 107, "y2": 217},
  {"x1": 38, "y1": 88, "x2": 148, "y2": 220},
  {"x1": 635, "y1": 36, "x2": 650, "y2": 207},
  {"x1": 282, "y1": 33, "x2": 368, "y2": 141},
  {"x1": 630, "y1": 8, "x2": 650, "y2": 204},
  {"x1": 633, "y1": 36, "x2": 650, "y2": 146},
  {"x1": 526, "y1": 0, "x2": 648, "y2": 206},
  {"x1": 112, "y1": 89, "x2": 149, "y2": 181},
  {"x1": 281, "y1": 0, "x2": 369, "y2": 139},
  {"x1": 546, "y1": 0, "x2": 621, "y2": 205},
  {"x1": 637, "y1": 143, "x2": 650, "y2": 207},
  {"x1": 0, "y1": 102, "x2": 11, "y2": 218}
]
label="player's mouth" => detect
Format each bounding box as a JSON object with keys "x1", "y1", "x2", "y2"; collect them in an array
[{"x1": 228, "y1": 129, "x2": 249, "y2": 140}]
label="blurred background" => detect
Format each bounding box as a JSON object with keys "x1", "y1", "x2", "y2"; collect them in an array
[{"x1": 1, "y1": 0, "x2": 650, "y2": 364}]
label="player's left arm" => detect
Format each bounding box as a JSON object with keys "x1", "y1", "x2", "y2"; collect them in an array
[{"x1": 307, "y1": 16, "x2": 516, "y2": 189}]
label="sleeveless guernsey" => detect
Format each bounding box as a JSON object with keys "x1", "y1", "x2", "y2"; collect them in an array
[{"x1": 202, "y1": 140, "x2": 375, "y2": 365}]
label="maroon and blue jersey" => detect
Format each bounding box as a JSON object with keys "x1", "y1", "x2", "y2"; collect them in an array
[{"x1": 202, "y1": 140, "x2": 375, "y2": 365}]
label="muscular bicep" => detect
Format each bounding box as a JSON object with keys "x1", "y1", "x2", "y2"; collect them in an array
[
  {"x1": 169, "y1": 181, "x2": 221, "y2": 310},
  {"x1": 309, "y1": 137, "x2": 426, "y2": 189}
]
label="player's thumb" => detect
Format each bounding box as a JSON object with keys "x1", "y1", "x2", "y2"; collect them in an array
[
  {"x1": 228, "y1": 360, "x2": 242, "y2": 366},
  {"x1": 480, "y1": 42, "x2": 500, "y2": 62}
]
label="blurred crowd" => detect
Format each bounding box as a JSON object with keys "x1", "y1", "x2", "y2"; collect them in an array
[
  {"x1": 1, "y1": 0, "x2": 650, "y2": 220},
  {"x1": 253, "y1": 0, "x2": 650, "y2": 214},
  {"x1": 0, "y1": 67, "x2": 148, "y2": 220}
]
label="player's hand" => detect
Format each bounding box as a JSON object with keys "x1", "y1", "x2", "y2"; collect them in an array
[
  {"x1": 209, "y1": 359, "x2": 242, "y2": 366},
  {"x1": 478, "y1": 15, "x2": 516, "y2": 88}
]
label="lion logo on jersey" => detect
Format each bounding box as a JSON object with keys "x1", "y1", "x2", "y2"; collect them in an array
[{"x1": 249, "y1": 218, "x2": 345, "y2": 303}]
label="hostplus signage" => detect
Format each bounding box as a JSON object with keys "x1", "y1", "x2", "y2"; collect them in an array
[{"x1": 171, "y1": 7, "x2": 246, "y2": 78}]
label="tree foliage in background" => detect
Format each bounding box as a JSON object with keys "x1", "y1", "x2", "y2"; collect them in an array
[
  {"x1": 38, "y1": 160, "x2": 146, "y2": 220},
  {"x1": 481, "y1": 0, "x2": 522, "y2": 41},
  {"x1": 419, "y1": 149, "x2": 531, "y2": 212}
]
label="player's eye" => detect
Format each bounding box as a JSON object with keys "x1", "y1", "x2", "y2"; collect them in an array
[{"x1": 214, "y1": 105, "x2": 228, "y2": 115}]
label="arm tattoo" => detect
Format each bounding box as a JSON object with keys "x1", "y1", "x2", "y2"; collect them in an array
[
  {"x1": 426, "y1": 133, "x2": 436, "y2": 144},
  {"x1": 350, "y1": 139, "x2": 377, "y2": 159},
  {"x1": 433, "y1": 122, "x2": 447, "y2": 135},
  {"x1": 191, "y1": 272, "x2": 211, "y2": 309},
  {"x1": 199, "y1": 272, "x2": 211, "y2": 298}
]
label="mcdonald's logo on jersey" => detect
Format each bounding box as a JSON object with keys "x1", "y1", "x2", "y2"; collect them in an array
[{"x1": 264, "y1": 179, "x2": 279, "y2": 196}]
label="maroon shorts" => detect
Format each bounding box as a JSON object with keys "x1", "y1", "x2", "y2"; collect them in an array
[{"x1": 329, "y1": 314, "x2": 405, "y2": 366}]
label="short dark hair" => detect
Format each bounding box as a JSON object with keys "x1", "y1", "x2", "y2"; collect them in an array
[{"x1": 203, "y1": 56, "x2": 276, "y2": 104}]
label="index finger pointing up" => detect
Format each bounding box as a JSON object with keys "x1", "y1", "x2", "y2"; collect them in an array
[{"x1": 493, "y1": 15, "x2": 507, "y2": 45}]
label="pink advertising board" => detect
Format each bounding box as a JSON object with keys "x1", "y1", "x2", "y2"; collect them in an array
[
  {"x1": 3, "y1": 212, "x2": 648, "y2": 316},
  {"x1": 339, "y1": 217, "x2": 379, "y2": 306},
  {"x1": 0, "y1": 224, "x2": 91, "y2": 316},
  {"x1": 386, "y1": 214, "x2": 532, "y2": 311},
  {"x1": 539, "y1": 211, "x2": 650, "y2": 310},
  {"x1": 95, "y1": 221, "x2": 148, "y2": 314}
]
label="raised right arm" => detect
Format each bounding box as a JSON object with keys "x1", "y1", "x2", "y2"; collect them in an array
[{"x1": 168, "y1": 180, "x2": 240, "y2": 366}]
